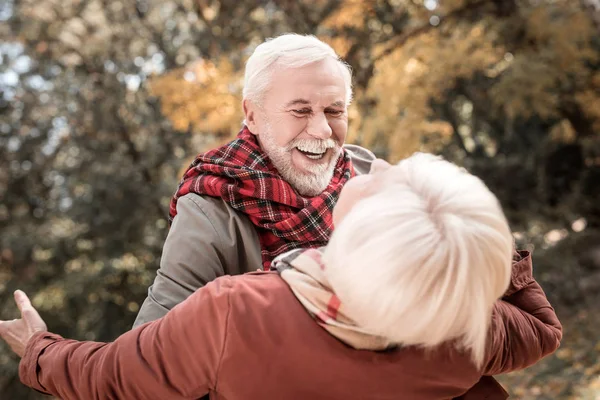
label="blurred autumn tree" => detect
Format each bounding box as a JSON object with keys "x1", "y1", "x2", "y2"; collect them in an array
[{"x1": 1, "y1": 0, "x2": 599, "y2": 398}]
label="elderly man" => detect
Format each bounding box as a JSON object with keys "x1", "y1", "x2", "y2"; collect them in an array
[{"x1": 133, "y1": 34, "x2": 375, "y2": 326}]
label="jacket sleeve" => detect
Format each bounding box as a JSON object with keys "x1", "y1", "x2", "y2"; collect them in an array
[
  {"x1": 19, "y1": 277, "x2": 233, "y2": 400},
  {"x1": 483, "y1": 251, "x2": 563, "y2": 375},
  {"x1": 133, "y1": 194, "x2": 228, "y2": 327}
]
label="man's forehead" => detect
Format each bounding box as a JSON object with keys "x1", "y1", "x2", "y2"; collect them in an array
[
  {"x1": 283, "y1": 98, "x2": 346, "y2": 108},
  {"x1": 267, "y1": 60, "x2": 348, "y2": 107}
]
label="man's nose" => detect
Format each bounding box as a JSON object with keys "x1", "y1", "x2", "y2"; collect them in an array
[{"x1": 306, "y1": 113, "x2": 333, "y2": 139}]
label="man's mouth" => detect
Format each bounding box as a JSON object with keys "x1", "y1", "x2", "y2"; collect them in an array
[
  {"x1": 297, "y1": 148, "x2": 327, "y2": 160},
  {"x1": 294, "y1": 142, "x2": 331, "y2": 160}
]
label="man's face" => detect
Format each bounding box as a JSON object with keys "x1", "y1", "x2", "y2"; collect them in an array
[{"x1": 244, "y1": 58, "x2": 349, "y2": 196}]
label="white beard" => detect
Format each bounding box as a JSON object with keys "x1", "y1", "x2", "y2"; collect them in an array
[{"x1": 259, "y1": 124, "x2": 342, "y2": 197}]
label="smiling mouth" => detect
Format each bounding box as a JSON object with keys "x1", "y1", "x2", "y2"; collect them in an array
[
  {"x1": 294, "y1": 141, "x2": 332, "y2": 160},
  {"x1": 297, "y1": 148, "x2": 327, "y2": 160}
]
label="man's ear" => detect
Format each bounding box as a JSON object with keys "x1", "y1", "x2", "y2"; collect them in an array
[{"x1": 243, "y1": 99, "x2": 259, "y2": 135}]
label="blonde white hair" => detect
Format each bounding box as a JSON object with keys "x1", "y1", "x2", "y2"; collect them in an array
[
  {"x1": 243, "y1": 33, "x2": 353, "y2": 105},
  {"x1": 323, "y1": 153, "x2": 514, "y2": 367}
]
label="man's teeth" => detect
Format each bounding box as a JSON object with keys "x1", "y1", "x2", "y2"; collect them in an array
[
  {"x1": 296, "y1": 145, "x2": 327, "y2": 154},
  {"x1": 296, "y1": 147, "x2": 327, "y2": 160},
  {"x1": 296, "y1": 143, "x2": 328, "y2": 154},
  {"x1": 294, "y1": 141, "x2": 333, "y2": 160},
  {"x1": 304, "y1": 152, "x2": 325, "y2": 160}
]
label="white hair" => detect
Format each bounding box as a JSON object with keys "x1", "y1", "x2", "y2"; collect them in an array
[
  {"x1": 323, "y1": 153, "x2": 514, "y2": 367},
  {"x1": 243, "y1": 33, "x2": 353, "y2": 105}
]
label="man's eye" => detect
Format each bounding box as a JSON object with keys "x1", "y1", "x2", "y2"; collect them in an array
[
  {"x1": 327, "y1": 110, "x2": 344, "y2": 116},
  {"x1": 292, "y1": 109, "x2": 311, "y2": 115}
]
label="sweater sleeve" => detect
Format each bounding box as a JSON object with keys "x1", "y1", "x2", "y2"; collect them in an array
[
  {"x1": 20, "y1": 276, "x2": 233, "y2": 400},
  {"x1": 483, "y1": 251, "x2": 563, "y2": 375}
]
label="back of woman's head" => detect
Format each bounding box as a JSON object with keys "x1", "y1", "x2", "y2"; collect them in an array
[{"x1": 323, "y1": 153, "x2": 513, "y2": 367}]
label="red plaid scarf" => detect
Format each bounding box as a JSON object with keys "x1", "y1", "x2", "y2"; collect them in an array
[{"x1": 169, "y1": 126, "x2": 355, "y2": 270}]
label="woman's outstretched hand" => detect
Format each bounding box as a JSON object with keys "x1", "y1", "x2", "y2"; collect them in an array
[{"x1": 0, "y1": 290, "x2": 47, "y2": 358}]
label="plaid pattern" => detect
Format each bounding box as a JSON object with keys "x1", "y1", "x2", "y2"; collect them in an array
[
  {"x1": 169, "y1": 126, "x2": 355, "y2": 270},
  {"x1": 273, "y1": 248, "x2": 393, "y2": 350}
]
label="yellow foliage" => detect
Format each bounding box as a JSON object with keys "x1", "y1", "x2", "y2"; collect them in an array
[
  {"x1": 525, "y1": 3, "x2": 597, "y2": 77},
  {"x1": 146, "y1": 0, "x2": 598, "y2": 164},
  {"x1": 359, "y1": 21, "x2": 503, "y2": 161},
  {"x1": 148, "y1": 57, "x2": 244, "y2": 135},
  {"x1": 322, "y1": 0, "x2": 373, "y2": 30},
  {"x1": 320, "y1": 36, "x2": 353, "y2": 58},
  {"x1": 549, "y1": 120, "x2": 577, "y2": 144},
  {"x1": 492, "y1": 3, "x2": 598, "y2": 120},
  {"x1": 575, "y1": 88, "x2": 600, "y2": 132},
  {"x1": 490, "y1": 54, "x2": 560, "y2": 120}
]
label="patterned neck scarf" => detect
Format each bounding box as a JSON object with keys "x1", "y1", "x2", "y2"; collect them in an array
[{"x1": 273, "y1": 248, "x2": 393, "y2": 350}]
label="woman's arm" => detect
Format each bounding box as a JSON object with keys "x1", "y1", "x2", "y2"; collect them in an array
[
  {"x1": 19, "y1": 277, "x2": 233, "y2": 400},
  {"x1": 484, "y1": 251, "x2": 562, "y2": 375}
]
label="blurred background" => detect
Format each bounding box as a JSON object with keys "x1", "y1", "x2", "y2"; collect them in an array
[{"x1": 1, "y1": 0, "x2": 599, "y2": 398}]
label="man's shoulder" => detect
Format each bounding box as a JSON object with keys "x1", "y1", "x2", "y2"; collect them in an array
[
  {"x1": 179, "y1": 193, "x2": 254, "y2": 228},
  {"x1": 343, "y1": 144, "x2": 376, "y2": 175},
  {"x1": 174, "y1": 193, "x2": 262, "y2": 270},
  {"x1": 180, "y1": 192, "x2": 238, "y2": 213}
]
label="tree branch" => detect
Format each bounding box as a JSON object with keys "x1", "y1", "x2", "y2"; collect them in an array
[{"x1": 373, "y1": 0, "x2": 493, "y2": 64}]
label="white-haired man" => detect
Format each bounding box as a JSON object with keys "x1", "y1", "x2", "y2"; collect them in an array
[{"x1": 133, "y1": 34, "x2": 375, "y2": 327}]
